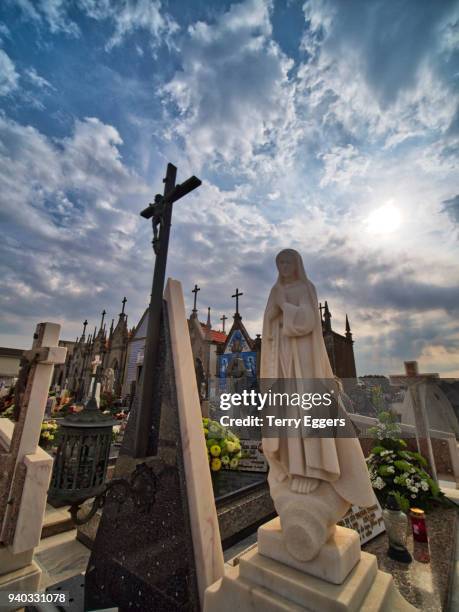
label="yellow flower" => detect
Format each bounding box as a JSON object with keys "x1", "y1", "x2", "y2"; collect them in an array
[
  {"x1": 211, "y1": 458, "x2": 222, "y2": 471},
  {"x1": 210, "y1": 444, "x2": 221, "y2": 457},
  {"x1": 225, "y1": 441, "x2": 236, "y2": 453},
  {"x1": 203, "y1": 428, "x2": 209, "y2": 437}
]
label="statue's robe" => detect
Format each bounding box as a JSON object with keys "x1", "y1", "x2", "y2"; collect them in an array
[{"x1": 261, "y1": 270, "x2": 374, "y2": 508}]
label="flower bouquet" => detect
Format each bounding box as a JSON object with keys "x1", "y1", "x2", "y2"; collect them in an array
[
  {"x1": 367, "y1": 410, "x2": 443, "y2": 512},
  {"x1": 202, "y1": 418, "x2": 242, "y2": 475},
  {"x1": 40, "y1": 419, "x2": 59, "y2": 449}
]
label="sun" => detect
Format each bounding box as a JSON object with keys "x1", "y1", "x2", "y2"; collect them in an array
[{"x1": 366, "y1": 201, "x2": 402, "y2": 234}]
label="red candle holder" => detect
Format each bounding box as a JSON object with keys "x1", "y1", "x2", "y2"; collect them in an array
[{"x1": 410, "y1": 508, "x2": 428, "y2": 543}]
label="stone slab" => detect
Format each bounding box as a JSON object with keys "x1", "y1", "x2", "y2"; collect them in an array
[
  {"x1": 12, "y1": 451, "x2": 53, "y2": 554},
  {"x1": 0, "y1": 545, "x2": 33, "y2": 575},
  {"x1": 0, "y1": 561, "x2": 41, "y2": 611},
  {"x1": 165, "y1": 279, "x2": 224, "y2": 601},
  {"x1": 204, "y1": 546, "x2": 416, "y2": 612},
  {"x1": 239, "y1": 547, "x2": 377, "y2": 612},
  {"x1": 258, "y1": 517, "x2": 360, "y2": 584}
]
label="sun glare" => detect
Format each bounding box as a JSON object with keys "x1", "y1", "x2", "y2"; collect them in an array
[{"x1": 366, "y1": 202, "x2": 402, "y2": 234}]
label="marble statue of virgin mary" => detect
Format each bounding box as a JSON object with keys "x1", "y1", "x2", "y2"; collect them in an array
[{"x1": 261, "y1": 249, "x2": 374, "y2": 528}]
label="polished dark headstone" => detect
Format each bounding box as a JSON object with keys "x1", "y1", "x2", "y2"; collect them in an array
[{"x1": 85, "y1": 307, "x2": 199, "y2": 612}]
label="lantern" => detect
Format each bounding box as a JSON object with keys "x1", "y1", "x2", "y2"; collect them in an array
[{"x1": 48, "y1": 379, "x2": 116, "y2": 518}]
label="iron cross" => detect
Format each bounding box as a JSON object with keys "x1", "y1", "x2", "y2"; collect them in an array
[
  {"x1": 192, "y1": 284, "x2": 200, "y2": 313},
  {"x1": 136, "y1": 163, "x2": 201, "y2": 458},
  {"x1": 232, "y1": 288, "x2": 243, "y2": 316}
]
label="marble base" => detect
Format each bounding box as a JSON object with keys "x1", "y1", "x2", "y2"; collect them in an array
[
  {"x1": 0, "y1": 545, "x2": 33, "y2": 575},
  {"x1": 204, "y1": 545, "x2": 416, "y2": 612},
  {"x1": 258, "y1": 518, "x2": 361, "y2": 584},
  {"x1": 0, "y1": 561, "x2": 41, "y2": 611}
]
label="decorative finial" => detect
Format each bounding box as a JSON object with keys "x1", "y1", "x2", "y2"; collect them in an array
[{"x1": 206, "y1": 306, "x2": 211, "y2": 328}]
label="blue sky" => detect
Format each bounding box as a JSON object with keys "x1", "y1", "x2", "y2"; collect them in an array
[{"x1": 0, "y1": 0, "x2": 458, "y2": 376}]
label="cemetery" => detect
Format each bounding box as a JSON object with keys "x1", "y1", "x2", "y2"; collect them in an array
[
  {"x1": 1, "y1": 2, "x2": 458, "y2": 611},
  {"x1": 0, "y1": 162, "x2": 457, "y2": 612}
]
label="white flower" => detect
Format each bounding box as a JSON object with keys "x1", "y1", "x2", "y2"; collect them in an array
[
  {"x1": 411, "y1": 494, "x2": 416, "y2": 498},
  {"x1": 372, "y1": 477, "x2": 386, "y2": 490}
]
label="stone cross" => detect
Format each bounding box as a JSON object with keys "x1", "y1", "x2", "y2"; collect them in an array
[
  {"x1": 220, "y1": 314, "x2": 228, "y2": 333},
  {"x1": 232, "y1": 288, "x2": 243, "y2": 317},
  {"x1": 136, "y1": 163, "x2": 201, "y2": 458},
  {"x1": 192, "y1": 284, "x2": 200, "y2": 314},
  {"x1": 0, "y1": 322, "x2": 66, "y2": 548}
]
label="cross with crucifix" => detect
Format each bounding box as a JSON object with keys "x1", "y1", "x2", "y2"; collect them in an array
[
  {"x1": 232, "y1": 288, "x2": 243, "y2": 318},
  {"x1": 192, "y1": 284, "x2": 200, "y2": 313},
  {"x1": 135, "y1": 163, "x2": 201, "y2": 458},
  {"x1": 220, "y1": 314, "x2": 228, "y2": 333}
]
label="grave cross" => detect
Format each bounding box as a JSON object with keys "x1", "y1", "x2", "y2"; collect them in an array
[
  {"x1": 232, "y1": 288, "x2": 243, "y2": 317},
  {"x1": 192, "y1": 284, "x2": 200, "y2": 313},
  {"x1": 220, "y1": 314, "x2": 228, "y2": 333},
  {"x1": 136, "y1": 163, "x2": 201, "y2": 458}
]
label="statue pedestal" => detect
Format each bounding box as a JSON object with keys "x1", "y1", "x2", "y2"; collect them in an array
[{"x1": 204, "y1": 518, "x2": 416, "y2": 612}]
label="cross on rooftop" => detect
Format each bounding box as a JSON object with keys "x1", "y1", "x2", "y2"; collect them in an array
[
  {"x1": 192, "y1": 284, "x2": 200, "y2": 313},
  {"x1": 232, "y1": 288, "x2": 243, "y2": 317}
]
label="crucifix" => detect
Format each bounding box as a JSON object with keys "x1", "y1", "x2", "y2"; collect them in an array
[
  {"x1": 192, "y1": 284, "x2": 200, "y2": 313},
  {"x1": 232, "y1": 288, "x2": 243, "y2": 318},
  {"x1": 220, "y1": 314, "x2": 228, "y2": 333},
  {"x1": 135, "y1": 163, "x2": 201, "y2": 458}
]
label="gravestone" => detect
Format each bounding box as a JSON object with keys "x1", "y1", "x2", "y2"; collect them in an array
[
  {"x1": 85, "y1": 279, "x2": 224, "y2": 611},
  {"x1": 0, "y1": 323, "x2": 66, "y2": 603}
]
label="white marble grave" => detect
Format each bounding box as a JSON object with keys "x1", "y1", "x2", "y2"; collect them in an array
[{"x1": 0, "y1": 323, "x2": 66, "y2": 606}]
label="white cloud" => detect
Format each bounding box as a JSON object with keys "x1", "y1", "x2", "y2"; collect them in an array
[
  {"x1": 0, "y1": 115, "x2": 152, "y2": 345},
  {"x1": 0, "y1": 49, "x2": 19, "y2": 96},
  {"x1": 161, "y1": 0, "x2": 298, "y2": 173},
  {"x1": 24, "y1": 67, "x2": 54, "y2": 90},
  {"x1": 77, "y1": 0, "x2": 179, "y2": 51}
]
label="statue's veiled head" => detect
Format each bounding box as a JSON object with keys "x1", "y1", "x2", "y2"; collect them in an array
[{"x1": 275, "y1": 249, "x2": 307, "y2": 285}]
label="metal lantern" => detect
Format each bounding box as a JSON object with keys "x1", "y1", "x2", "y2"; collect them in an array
[{"x1": 49, "y1": 376, "x2": 116, "y2": 519}]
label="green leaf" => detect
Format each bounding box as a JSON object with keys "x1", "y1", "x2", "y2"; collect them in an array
[{"x1": 394, "y1": 460, "x2": 412, "y2": 472}]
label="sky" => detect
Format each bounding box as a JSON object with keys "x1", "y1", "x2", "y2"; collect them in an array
[{"x1": 0, "y1": 0, "x2": 458, "y2": 376}]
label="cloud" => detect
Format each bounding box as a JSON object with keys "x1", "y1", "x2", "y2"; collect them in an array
[
  {"x1": 78, "y1": 0, "x2": 179, "y2": 51},
  {"x1": 161, "y1": 0, "x2": 298, "y2": 173},
  {"x1": 13, "y1": 0, "x2": 80, "y2": 36},
  {"x1": 0, "y1": 115, "x2": 153, "y2": 345},
  {"x1": 300, "y1": 0, "x2": 458, "y2": 152},
  {"x1": 24, "y1": 67, "x2": 54, "y2": 90},
  {"x1": 442, "y1": 194, "x2": 459, "y2": 224},
  {"x1": 0, "y1": 49, "x2": 19, "y2": 96}
]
